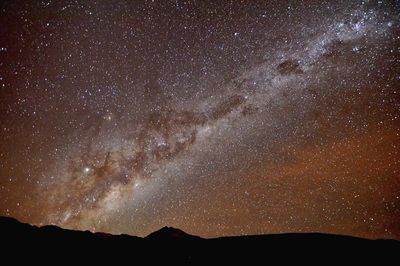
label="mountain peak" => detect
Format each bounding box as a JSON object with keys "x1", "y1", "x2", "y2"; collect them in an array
[{"x1": 145, "y1": 226, "x2": 200, "y2": 240}]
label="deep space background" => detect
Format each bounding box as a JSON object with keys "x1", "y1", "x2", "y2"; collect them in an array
[{"x1": 0, "y1": 0, "x2": 399, "y2": 239}]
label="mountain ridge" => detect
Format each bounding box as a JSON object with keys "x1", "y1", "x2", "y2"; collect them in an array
[
  {"x1": 2, "y1": 215, "x2": 397, "y2": 241},
  {"x1": 1, "y1": 216, "x2": 398, "y2": 263}
]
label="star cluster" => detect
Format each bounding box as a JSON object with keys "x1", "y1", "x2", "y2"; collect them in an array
[{"x1": 0, "y1": 0, "x2": 399, "y2": 239}]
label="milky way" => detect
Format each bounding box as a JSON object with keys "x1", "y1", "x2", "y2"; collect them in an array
[{"x1": 1, "y1": 1, "x2": 399, "y2": 238}]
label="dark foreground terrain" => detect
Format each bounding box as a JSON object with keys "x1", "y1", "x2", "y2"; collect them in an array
[{"x1": 1, "y1": 216, "x2": 398, "y2": 264}]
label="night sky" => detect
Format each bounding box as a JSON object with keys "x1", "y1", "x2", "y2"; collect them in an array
[{"x1": 0, "y1": 0, "x2": 399, "y2": 239}]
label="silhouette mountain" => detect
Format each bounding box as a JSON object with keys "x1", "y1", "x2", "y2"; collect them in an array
[
  {"x1": 1, "y1": 216, "x2": 398, "y2": 264},
  {"x1": 145, "y1": 226, "x2": 201, "y2": 240}
]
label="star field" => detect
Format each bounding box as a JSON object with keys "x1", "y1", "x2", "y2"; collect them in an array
[{"x1": 0, "y1": 0, "x2": 399, "y2": 238}]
